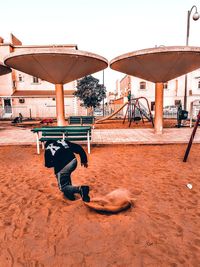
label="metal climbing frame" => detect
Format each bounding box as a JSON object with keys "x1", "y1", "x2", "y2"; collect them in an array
[{"x1": 123, "y1": 96, "x2": 154, "y2": 127}]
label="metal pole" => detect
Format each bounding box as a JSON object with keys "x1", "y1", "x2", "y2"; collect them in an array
[
  {"x1": 186, "y1": 10, "x2": 190, "y2": 46},
  {"x1": 184, "y1": 11, "x2": 190, "y2": 110},
  {"x1": 184, "y1": 6, "x2": 199, "y2": 110},
  {"x1": 184, "y1": 74, "x2": 188, "y2": 110},
  {"x1": 103, "y1": 70, "x2": 105, "y2": 116}
]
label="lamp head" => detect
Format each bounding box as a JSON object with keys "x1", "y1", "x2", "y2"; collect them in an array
[{"x1": 193, "y1": 12, "x2": 200, "y2": 20}]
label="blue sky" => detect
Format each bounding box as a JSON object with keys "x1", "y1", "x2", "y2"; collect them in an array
[{"x1": 1, "y1": 0, "x2": 200, "y2": 91}]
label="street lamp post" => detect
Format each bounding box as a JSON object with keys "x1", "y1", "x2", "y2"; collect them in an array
[
  {"x1": 184, "y1": 5, "x2": 200, "y2": 110},
  {"x1": 102, "y1": 69, "x2": 105, "y2": 116}
]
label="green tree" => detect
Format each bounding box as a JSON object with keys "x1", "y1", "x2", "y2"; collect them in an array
[{"x1": 74, "y1": 75, "x2": 106, "y2": 114}]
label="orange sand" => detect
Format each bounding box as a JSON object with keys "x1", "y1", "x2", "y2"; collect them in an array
[{"x1": 0, "y1": 144, "x2": 200, "y2": 266}]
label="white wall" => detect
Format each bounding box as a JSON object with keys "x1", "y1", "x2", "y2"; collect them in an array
[
  {"x1": 10, "y1": 96, "x2": 76, "y2": 118},
  {"x1": 128, "y1": 70, "x2": 200, "y2": 111},
  {"x1": 15, "y1": 70, "x2": 75, "y2": 91}
]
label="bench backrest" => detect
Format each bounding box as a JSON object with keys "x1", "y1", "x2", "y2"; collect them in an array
[
  {"x1": 32, "y1": 126, "x2": 92, "y2": 154},
  {"x1": 68, "y1": 116, "x2": 94, "y2": 125},
  {"x1": 42, "y1": 131, "x2": 64, "y2": 137},
  {"x1": 32, "y1": 126, "x2": 91, "y2": 132},
  {"x1": 82, "y1": 116, "x2": 94, "y2": 124},
  {"x1": 68, "y1": 116, "x2": 81, "y2": 124},
  {"x1": 32, "y1": 126, "x2": 92, "y2": 141},
  {"x1": 65, "y1": 128, "x2": 91, "y2": 141}
]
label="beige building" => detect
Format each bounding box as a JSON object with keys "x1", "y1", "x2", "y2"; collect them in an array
[
  {"x1": 116, "y1": 71, "x2": 200, "y2": 116},
  {"x1": 0, "y1": 34, "x2": 87, "y2": 119}
]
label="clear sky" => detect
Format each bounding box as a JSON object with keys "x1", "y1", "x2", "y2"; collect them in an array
[{"x1": 1, "y1": 0, "x2": 200, "y2": 91}]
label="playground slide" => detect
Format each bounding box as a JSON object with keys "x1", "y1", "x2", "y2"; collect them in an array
[{"x1": 95, "y1": 102, "x2": 128, "y2": 124}]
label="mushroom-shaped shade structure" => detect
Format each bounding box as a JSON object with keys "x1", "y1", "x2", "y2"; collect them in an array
[
  {"x1": 0, "y1": 61, "x2": 11, "y2": 76},
  {"x1": 4, "y1": 48, "x2": 108, "y2": 125},
  {"x1": 110, "y1": 46, "x2": 200, "y2": 133}
]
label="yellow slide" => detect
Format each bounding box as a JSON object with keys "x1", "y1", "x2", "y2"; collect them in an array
[{"x1": 95, "y1": 102, "x2": 128, "y2": 124}]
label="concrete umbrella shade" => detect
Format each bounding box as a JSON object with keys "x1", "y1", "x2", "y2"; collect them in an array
[
  {"x1": 4, "y1": 48, "x2": 108, "y2": 125},
  {"x1": 0, "y1": 62, "x2": 11, "y2": 76},
  {"x1": 110, "y1": 46, "x2": 200, "y2": 134}
]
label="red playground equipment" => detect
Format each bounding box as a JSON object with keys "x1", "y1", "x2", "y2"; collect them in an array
[
  {"x1": 123, "y1": 96, "x2": 154, "y2": 127},
  {"x1": 183, "y1": 110, "x2": 200, "y2": 162},
  {"x1": 40, "y1": 118, "x2": 54, "y2": 125}
]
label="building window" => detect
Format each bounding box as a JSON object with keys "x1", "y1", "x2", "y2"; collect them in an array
[
  {"x1": 140, "y1": 81, "x2": 146, "y2": 90},
  {"x1": 33, "y1": 77, "x2": 39, "y2": 83},
  {"x1": 164, "y1": 82, "x2": 168, "y2": 89},
  {"x1": 198, "y1": 80, "x2": 200, "y2": 89},
  {"x1": 19, "y1": 98, "x2": 25, "y2": 104},
  {"x1": 18, "y1": 74, "x2": 23, "y2": 82}
]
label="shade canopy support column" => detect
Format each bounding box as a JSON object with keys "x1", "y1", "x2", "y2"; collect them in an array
[
  {"x1": 154, "y1": 82, "x2": 164, "y2": 134},
  {"x1": 55, "y1": 84, "x2": 66, "y2": 126}
]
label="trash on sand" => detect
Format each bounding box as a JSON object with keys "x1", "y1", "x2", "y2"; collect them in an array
[{"x1": 186, "y1": 183, "x2": 192, "y2": 189}]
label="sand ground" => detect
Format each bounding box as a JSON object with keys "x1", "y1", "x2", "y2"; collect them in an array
[{"x1": 0, "y1": 143, "x2": 200, "y2": 266}]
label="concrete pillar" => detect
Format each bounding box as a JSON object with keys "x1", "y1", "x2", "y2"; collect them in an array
[
  {"x1": 55, "y1": 84, "x2": 66, "y2": 126},
  {"x1": 154, "y1": 82, "x2": 164, "y2": 134}
]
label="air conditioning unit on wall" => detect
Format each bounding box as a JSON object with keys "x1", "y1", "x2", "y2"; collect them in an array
[{"x1": 19, "y1": 98, "x2": 25, "y2": 104}]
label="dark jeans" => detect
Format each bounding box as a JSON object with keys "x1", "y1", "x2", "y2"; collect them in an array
[{"x1": 56, "y1": 158, "x2": 80, "y2": 197}]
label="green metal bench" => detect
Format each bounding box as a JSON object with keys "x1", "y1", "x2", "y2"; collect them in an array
[
  {"x1": 68, "y1": 116, "x2": 95, "y2": 126},
  {"x1": 68, "y1": 116, "x2": 82, "y2": 124},
  {"x1": 31, "y1": 126, "x2": 92, "y2": 154}
]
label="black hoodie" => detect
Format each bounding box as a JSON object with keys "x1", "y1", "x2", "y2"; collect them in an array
[{"x1": 44, "y1": 140, "x2": 88, "y2": 174}]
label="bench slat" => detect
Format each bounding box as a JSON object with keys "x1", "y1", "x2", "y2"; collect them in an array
[
  {"x1": 65, "y1": 137, "x2": 91, "y2": 141},
  {"x1": 66, "y1": 133, "x2": 91, "y2": 136},
  {"x1": 40, "y1": 137, "x2": 91, "y2": 142},
  {"x1": 42, "y1": 133, "x2": 64, "y2": 136},
  {"x1": 42, "y1": 132, "x2": 91, "y2": 136},
  {"x1": 31, "y1": 126, "x2": 91, "y2": 132},
  {"x1": 40, "y1": 137, "x2": 64, "y2": 141}
]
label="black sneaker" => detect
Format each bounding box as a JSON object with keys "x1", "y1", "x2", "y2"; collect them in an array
[
  {"x1": 80, "y1": 186, "x2": 90, "y2": 202},
  {"x1": 63, "y1": 192, "x2": 76, "y2": 201}
]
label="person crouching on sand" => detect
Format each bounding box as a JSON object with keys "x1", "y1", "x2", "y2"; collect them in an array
[{"x1": 44, "y1": 140, "x2": 90, "y2": 202}]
